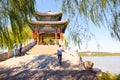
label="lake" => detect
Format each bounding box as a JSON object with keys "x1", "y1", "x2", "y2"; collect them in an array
[
  {"x1": 0, "y1": 48, "x2": 8, "y2": 54},
  {"x1": 82, "y1": 56, "x2": 120, "y2": 74}
]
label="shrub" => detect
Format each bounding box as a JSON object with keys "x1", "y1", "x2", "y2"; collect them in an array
[
  {"x1": 114, "y1": 74, "x2": 120, "y2": 80},
  {"x1": 98, "y1": 72, "x2": 120, "y2": 80},
  {"x1": 98, "y1": 72, "x2": 111, "y2": 80}
]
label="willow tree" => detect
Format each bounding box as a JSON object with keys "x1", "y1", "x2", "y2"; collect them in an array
[
  {"x1": 62, "y1": 0, "x2": 120, "y2": 48},
  {"x1": 0, "y1": 0, "x2": 35, "y2": 48},
  {"x1": 0, "y1": 0, "x2": 120, "y2": 49}
]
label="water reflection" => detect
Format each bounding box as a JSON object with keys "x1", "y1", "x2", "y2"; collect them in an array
[{"x1": 82, "y1": 56, "x2": 120, "y2": 74}]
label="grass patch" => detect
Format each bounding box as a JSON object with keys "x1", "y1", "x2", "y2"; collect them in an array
[{"x1": 78, "y1": 52, "x2": 120, "y2": 56}]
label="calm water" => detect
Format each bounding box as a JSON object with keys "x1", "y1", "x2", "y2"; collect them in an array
[
  {"x1": 0, "y1": 48, "x2": 8, "y2": 54},
  {"x1": 82, "y1": 56, "x2": 120, "y2": 74}
]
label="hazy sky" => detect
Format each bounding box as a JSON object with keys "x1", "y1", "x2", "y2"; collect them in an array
[{"x1": 35, "y1": 0, "x2": 120, "y2": 52}]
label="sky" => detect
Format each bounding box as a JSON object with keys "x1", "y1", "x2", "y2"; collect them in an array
[{"x1": 35, "y1": 0, "x2": 120, "y2": 53}]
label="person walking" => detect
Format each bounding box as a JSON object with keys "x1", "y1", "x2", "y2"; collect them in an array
[
  {"x1": 19, "y1": 43, "x2": 22, "y2": 56},
  {"x1": 57, "y1": 45, "x2": 63, "y2": 65},
  {"x1": 13, "y1": 43, "x2": 17, "y2": 57}
]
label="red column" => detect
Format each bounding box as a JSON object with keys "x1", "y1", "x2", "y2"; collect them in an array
[
  {"x1": 32, "y1": 30, "x2": 35, "y2": 40},
  {"x1": 55, "y1": 29, "x2": 58, "y2": 45},
  {"x1": 60, "y1": 28, "x2": 63, "y2": 40},
  {"x1": 37, "y1": 29, "x2": 40, "y2": 45}
]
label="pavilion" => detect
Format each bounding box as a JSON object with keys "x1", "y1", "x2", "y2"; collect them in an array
[{"x1": 29, "y1": 11, "x2": 69, "y2": 45}]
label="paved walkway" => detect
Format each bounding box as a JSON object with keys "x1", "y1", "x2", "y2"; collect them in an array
[{"x1": 0, "y1": 45, "x2": 98, "y2": 80}]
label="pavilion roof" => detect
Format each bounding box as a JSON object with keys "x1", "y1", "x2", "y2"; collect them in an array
[
  {"x1": 29, "y1": 11, "x2": 69, "y2": 33},
  {"x1": 35, "y1": 11, "x2": 63, "y2": 17},
  {"x1": 29, "y1": 19, "x2": 69, "y2": 27}
]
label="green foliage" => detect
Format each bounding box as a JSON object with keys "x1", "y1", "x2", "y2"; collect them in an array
[
  {"x1": 0, "y1": 0, "x2": 35, "y2": 48},
  {"x1": 114, "y1": 74, "x2": 120, "y2": 80},
  {"x1": 0, "y1": 26, "x2": 32, "y2": 49},
  {"x1": 98, "y1": 72, "x2": 111, "y2": 80},
  {"x1": 98, "y1": 72, "x2": 120, "y2": 80},
  {"x1": 1, "y1": 0, "x2": 120, "y2": 49},
  {"x1": 44, "y1": 37, "x2": 54, "y2": 44},
  {"x1": 62, "y1": 0, "x2": 120, "y2": 44}
]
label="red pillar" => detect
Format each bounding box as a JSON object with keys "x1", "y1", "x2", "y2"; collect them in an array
[
  {"x1": 55, "y1": 29, "x2": 58, "y2": 45},
  {"x1": 37, "y1": 29, "x2": 40, "y2": 45},
  {"x1": 60, "y1": 28, "x2": 63, "y2": 40},
  {"x1": 32, "y1": 30, "x2": 35, "y2": 40}
]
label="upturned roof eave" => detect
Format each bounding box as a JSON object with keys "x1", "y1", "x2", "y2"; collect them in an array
[
  {"x1": 35, "y1": 11, "x2": 63, "y2": 17},
  {"x1": 29, "y1": 19, "x2": 69, "y2": 27}
]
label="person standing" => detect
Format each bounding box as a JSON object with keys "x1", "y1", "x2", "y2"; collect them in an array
[
  {"x1": 19, "y1": 43, "x2": 22, "y2": 56},
  {"x1": 57, "y1": 45, "x2": 63, "y2": 65},
  {"x1": 13, "y1": 43, "x2": 17, "y2": 57}
]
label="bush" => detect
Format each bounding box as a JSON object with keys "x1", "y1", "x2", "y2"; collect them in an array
[
  {"x1": 114, "y1": 74, "x2": 120, "y2": 80},
  {"x1": 98, "y1": 72, "x2": 120, "y2": 80},
  {"x1": 98, "y1": 72, "x2": 111, "y2": 80}
]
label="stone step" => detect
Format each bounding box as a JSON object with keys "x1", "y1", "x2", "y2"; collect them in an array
[{"x1": 27, "y1": 45, "x2": 58, "y2": 55}]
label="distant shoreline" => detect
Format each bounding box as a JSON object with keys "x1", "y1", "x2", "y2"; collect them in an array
[
  {"x1": 78, "y1": 52, "x2": 120, "y2": 56},
  {"x1": 1, "y1": 51, "x2": 120, "y2": 56}
]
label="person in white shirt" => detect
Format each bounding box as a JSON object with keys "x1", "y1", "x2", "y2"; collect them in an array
[
  {"x1": 57, "y1": 45, "x2": 63, "y2": 65},
  {"x1": 13, "y1": 43, "x2": 17, "y2": 57}
]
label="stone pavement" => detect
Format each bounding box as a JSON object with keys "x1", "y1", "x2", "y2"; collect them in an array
[{"x1": 0, "y1": 45, "x2": 98, "y2": 80}]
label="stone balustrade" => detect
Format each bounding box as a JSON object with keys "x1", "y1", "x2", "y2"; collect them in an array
[{"x1": 0, "y1": 41, "x2": 36, "y2": 61}]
